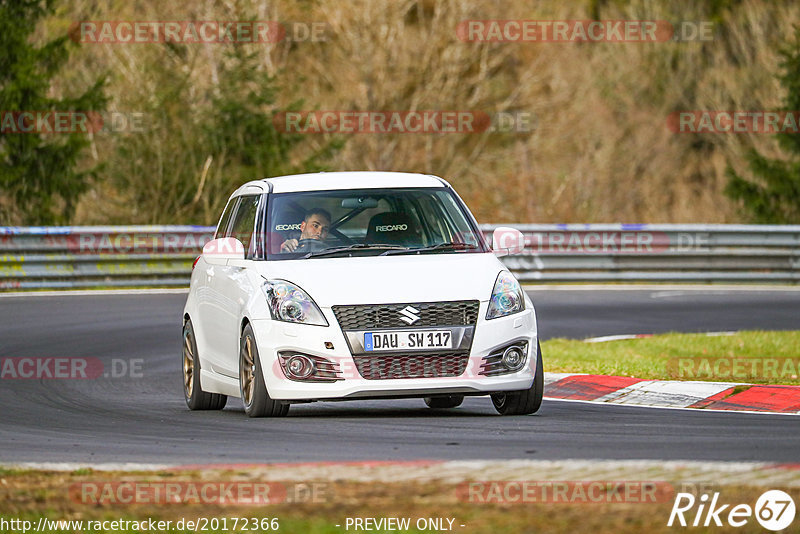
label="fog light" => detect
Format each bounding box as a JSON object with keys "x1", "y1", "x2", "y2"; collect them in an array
[
  {"x1": 501, "y1": 346, "x2": 525, "y2": 371},
  {"x1": 285, "y1": 355, "x2": 316, "y2": 379}
]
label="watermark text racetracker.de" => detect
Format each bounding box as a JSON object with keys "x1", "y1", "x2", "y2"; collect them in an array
[
  {"x1": 71, "y1": 20, "x2": 328, "y2": 43},
  {"x1": 0, "y1": 111, "x2": 145, "y2": 134},
  {"x1": 668, "y1": 111, "x2": 800, "y2": 134},
  {"x1": 1, "y1": 517, "x2": 281, "y2": 533},
  {"x1": 458, "y1": 480, "x2": 675, "y2": 504},
  {"x1": 71, "y1": 481, "x2": 327, "y2": 505},
  {"x1": 456, "y1": 20, "x2": 713, "y2": 42},
  {"x1": 668, "y1": 357, "x2": 800, "y2": 381},
  {"x1": 62, "y1": 231, "x2": 213, "y2": 254},
  {"x1": 273, "y1": 110, "x2": 535, "y2": 134},
  {"x1": 491, "y1": 228, "x2": 712, "y2": 254},
  {"x1": 0, "y1": 357, "x2": 143, "y2": 380}
]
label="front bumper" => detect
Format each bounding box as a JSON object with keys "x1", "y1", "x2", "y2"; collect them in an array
[{"x1": 253, "y1": 302, "x2": 538, "y2": 401}]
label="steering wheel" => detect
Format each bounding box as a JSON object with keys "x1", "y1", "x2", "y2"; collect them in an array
[{"x1": 295, "y1": 238, "x2": 327, "y2": 252}]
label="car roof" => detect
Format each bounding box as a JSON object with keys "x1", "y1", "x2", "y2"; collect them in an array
[{"x1": 229, "y1": 171, "x2": 450, "y2": 197}]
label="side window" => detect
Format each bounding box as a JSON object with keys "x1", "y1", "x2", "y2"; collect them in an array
[
  {"x1": 215, "y1": 198, "x2": 237, "y2": 238},
  {"x1": 228, "y1": 195, "x2": 261, "y2": 257}
]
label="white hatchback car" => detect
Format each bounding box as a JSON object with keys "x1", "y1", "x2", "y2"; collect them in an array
[{"x1": 182, "y1": 171, "x2": 542, "y2": 417}]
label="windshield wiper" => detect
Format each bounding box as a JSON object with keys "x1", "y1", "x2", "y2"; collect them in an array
[
  {"x1": 380, "y1": 242, "x2": 479, "y2": 256},
  {"x1": 301, "y1": 243, "x2": 408, "y2": 259}
]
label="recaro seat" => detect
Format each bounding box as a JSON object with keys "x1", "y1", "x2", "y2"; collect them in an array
[
  {"x1": 364, "y1": 212, "x2": 421, "y2": 247},
  {"x1": 269, "y1": 207, "x2": 305, "y2": 253}
]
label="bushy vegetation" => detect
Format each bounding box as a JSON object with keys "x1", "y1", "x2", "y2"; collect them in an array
[
  {"x1": 725, "y1": 26, "x2": 800, "y2": 223},
  {"x1": 1, "y1": 0, "x2": 799, "y2": 225},
  {"x1": 0, "y1": 0, "x2": 105, "y2": 224}
]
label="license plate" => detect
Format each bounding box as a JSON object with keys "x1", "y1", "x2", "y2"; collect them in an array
[{"x1": 364, "y1": 330, "x2": 452, "y2": 351}]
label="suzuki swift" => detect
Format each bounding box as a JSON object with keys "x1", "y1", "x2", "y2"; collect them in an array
[{"x1": 182, "y1": 171, "x2": 542, "y2": 417}]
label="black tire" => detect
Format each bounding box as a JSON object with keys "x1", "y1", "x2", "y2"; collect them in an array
[
  {"x1": 424, "y1": 395, "x2": 464, "y2": 409},
  {"x1": 239, "y1": 323, "x2": 289, "y2": 418},
  {"x1": 491, "y1": 341, "x2": 544, "y2": 415},
  {"x1": 183, "y1": 319, "x2": 227, "y2": 410}
]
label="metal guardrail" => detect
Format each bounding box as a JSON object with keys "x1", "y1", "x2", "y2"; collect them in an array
[
  {"x1": 486, "y1": 224, "x2": 800, "y2": 283},
  {"x1": 0, "y1": 226, "x2": 213, "y2": 289},
  {"x1": 1, "y1": 224, "x2": 799, "y2": 289}
]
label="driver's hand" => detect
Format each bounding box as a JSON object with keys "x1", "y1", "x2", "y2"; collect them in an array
[{"x1": 280, "y1": 239, "x2": 298, "y2": 252}]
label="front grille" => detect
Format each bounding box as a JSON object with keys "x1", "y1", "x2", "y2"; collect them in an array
[
  {"x1": 333, "y1": 301, "x2": 479, "y2": 330},
  {"x1": 353, "y1": 351, "x2": 470, "y2": 380}
]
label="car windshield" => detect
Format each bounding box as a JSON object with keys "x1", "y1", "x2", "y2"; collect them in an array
[{"x1": 265, "y1": 187, "x2": 487, "y2": 260}]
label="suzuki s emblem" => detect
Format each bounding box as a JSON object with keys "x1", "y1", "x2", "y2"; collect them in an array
[{"x1": 399, "y1": 306, "x2": 421, "y2": 325}]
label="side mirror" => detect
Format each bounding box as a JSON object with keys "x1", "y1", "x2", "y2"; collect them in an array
[
  {"x1": 202, "y1": 237, "x2": 245, "y2": 264},
  {"x1": 492, "y1": 227, "x2": 525, "y2": 257}
]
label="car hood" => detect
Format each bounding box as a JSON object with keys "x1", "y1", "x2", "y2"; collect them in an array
[{"x1": 253, "y1": 252, "x2": 506, "y2": 306}]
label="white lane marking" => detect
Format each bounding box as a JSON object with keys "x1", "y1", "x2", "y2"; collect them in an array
[
  {"x1": 595, "y1": 380, "x2": 739, "y2": 408},
  {"x1": 545, "y1": 396, "x2": 800, "y2": 416},
  {"x1": 3, "y1": 462, "x2": 174, "y2": 471},
  {"x1": 583, "y1": 331, "x2": 736, "y2": 343},
  {"x1": 0, "y1": 289, "x2": 189, "y2": 298},
  {"x1": 584, "y1": 334, "x2": 652, "y2": 343},
  {"x1": 542, "y1": 374, "x2": 795, "y2": 414},
  {"x1": 543, "y1": 372, "x2": 581, "y2": 387},
  {"x1": 523, "y1": 284, "x2": 800, "y2": 291},
  {"x1": 647, "y1": 290, "x2": 789, "y2": 299},
  {"x1": 650, "y1": 290, "x2": 693, "y2": 298}
]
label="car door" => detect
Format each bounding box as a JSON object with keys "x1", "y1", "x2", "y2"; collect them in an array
[
  {"x1": 209, "y1": 193, "x2": 263, "y2": 377},
  {"x1": 195, "y1": 196, "x2": 238, "y2": 373}
]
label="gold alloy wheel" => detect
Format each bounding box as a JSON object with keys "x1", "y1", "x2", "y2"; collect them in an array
[
  {"x1": 241, "y1": 335, "x2": 255, "y2": 406},
  {"x1": 183, "y1": 328, "x2": 194, "y2": 398}
]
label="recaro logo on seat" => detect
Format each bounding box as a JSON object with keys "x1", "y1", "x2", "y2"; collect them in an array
[
  {"x1": 275, "y1": 224, "x2": 301, "y2": 231},
  {"x1": 376, "y1": 224, "x2": 407, "y2": 232},
  {"x1": 399, "y1": 306, "x2": 421, "y2": 325}
]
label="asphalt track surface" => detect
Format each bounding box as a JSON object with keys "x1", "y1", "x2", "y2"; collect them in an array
[{"x1": 0, "y1": 289, "x2": 798, "y2": 465}]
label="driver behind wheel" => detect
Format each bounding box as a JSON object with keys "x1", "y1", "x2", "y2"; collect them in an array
[{"x1": 279, "y1": 208, "x2": 331, "y2": 252}]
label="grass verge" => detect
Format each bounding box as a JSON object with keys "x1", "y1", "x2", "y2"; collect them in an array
[
  {"x1": 1, "y1": 469, "x2": 796, "y2": 534},
  {"x1": 541, "y1": 330, "x2": 800, "y2": 385}
]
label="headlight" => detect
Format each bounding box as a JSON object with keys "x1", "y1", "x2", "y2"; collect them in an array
[
  {"x1": 262, "y1": 279, "x2": 328, "y2": 326},
  {"x1": 486, "y1": 271, "x2": 525, "y2": 320}
]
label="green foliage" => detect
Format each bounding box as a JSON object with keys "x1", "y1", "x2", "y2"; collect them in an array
[
  {"x1": 203, "y1": 45, "x2": 339, "y2": 188},
  {"x1": 70, "y1": 467, "x2": 93, "y2": 475},
  {"x1": 725, "y1": 150, "x2": 800, "y2": 223},
  {"x1": 0, "y1": 0, "x2": 106, "y2": 225},
  {"x1": 108, "y1": 42, "x2": 340, "y2": 225},
  {"x1": 777, "y1": 27, "x2": 800, "y2": 156},
  {"x1": 725, "y1": 26, "x2": 800, "y2": 223}
]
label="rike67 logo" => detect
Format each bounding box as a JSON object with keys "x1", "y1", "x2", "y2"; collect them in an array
[{"x1": 668, "y1": 490, "x2": 796, "y2": 531}]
